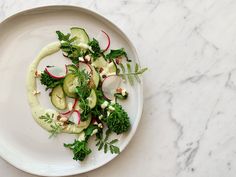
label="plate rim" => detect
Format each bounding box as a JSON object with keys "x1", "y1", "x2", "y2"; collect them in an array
[{"x1": 0, "y1": 5, "x2": 144, "y2": 176}]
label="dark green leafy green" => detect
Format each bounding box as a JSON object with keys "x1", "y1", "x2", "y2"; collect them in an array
[
  {"x1": 88, "y1": 38, "x2": 101, "y2": 60},
  {"x1": 56, "y1": 31, "x2": 84, "y2": 64},
  {"x1": 40, "y1": 71, "x2": 64, "y2": 90},
  {"x1": 73, "y1": 69, "x2": 91, "y2": 121},
  {"x1": 105, "y1": 48, "x2": 131, "y2": 62},
  {"x1": 64, "y1": 140, "x2": 91, "y2": 161},
  {"x1": 106, "y1": 103, "x2": 130, "y2": 134}
]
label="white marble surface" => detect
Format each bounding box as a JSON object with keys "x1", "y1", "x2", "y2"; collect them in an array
[{"x1": 1, "y1": 0, "x2": 236, "y2": 177}]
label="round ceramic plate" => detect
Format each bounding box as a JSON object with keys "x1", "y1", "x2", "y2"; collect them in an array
[{"x1": 0, "y1": 5, "x2": 143, "y2": 176}]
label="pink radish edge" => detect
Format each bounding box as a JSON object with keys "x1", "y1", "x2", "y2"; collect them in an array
[
  {"x1": 45, "y1": 65, "x2": 67, "y2": 79},
  {"x1": 76, "y1": 61, "x2": 93, "y2": 75},
  {"x1": 101, "y1": 75, "x2": 122, "y2": 100},
  {"x1": 61, "y1": 110, "x2": 71, "y2": 116},
  {"x1": 101, "y1": 30, "x2": 110, "y2": 52}
]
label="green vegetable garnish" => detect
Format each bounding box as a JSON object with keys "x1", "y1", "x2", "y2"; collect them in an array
[
  {"x1": 106, "y1": 103, "x2": 131, "y2": 134},
  {"x1": 64, "y1": 140, "x2": 91, "y2": 161},
  {"x1": 105, "y1": 48, "x2": 131, "y2": 62},
  {"x1": 40, "y1": 71, "x2": 64, "y2": 90}
]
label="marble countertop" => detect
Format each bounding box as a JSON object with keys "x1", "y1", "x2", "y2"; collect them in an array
[{"x1": 1, "y1": 0, "x2": 236, "y2": 177}]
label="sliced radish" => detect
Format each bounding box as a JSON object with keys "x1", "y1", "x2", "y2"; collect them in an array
[
  {"x1": 102, "y1": 75, "x2": 122, "y2": 100},
  {"x1": 96, "y1": 30, "x2": 111, "y2": 52},
  {"x1": 69, "y1": 110, "x2": 81, "y2": 125},
  {"x1": 77, "y1": 62, "x2": 92, "y2": 75},
  {"x1": 60, "y1": 110, "x2": 71, "y2": 116},
  {"x1": 45, "y1": 65, "x2": 67, "y2": 79},
  {"x1": 72, "y1": 99, "x2": 78, "y2": 110},
  {"x1": 65, "y1": 64, "x2": 68, "y2": 74}
]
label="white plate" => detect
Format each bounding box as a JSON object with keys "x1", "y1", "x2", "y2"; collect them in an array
[{"x1": 0, "y1": 5, "x2": 143, "y2": 176}]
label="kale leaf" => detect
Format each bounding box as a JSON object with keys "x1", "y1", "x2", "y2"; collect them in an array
[{"x1": 40, "y1": 71, "x2": 64, "y2": 90}]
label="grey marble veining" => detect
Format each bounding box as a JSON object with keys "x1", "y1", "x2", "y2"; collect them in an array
[{"x1": 1, "y1": 0, "x2": 236, "y2": 177}]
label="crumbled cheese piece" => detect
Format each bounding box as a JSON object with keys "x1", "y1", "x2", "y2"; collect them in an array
[
  {"x1": 108, "y1": 106, "x2": 115, "y2": 111},
  {"x1": 98, "y1": 123, "x2": 103, "y2": 129},
  {"x1": 76, "y1": 43, "x2": 92, "y2": 51},
  {"x1": 110, "y1": 99, "x2": 116, "y2": 105},
  {"x1": 62, "y1": 51, "x2": 68, "y2": 56},
  {"x1": 101, "y1": 101, "x2": 109, "y2": 109},
  {"x1": 91, "y1": 129, "x2": 98, "y2": 136},
  {"x1": 98, "y1": 115, "x2": 104, "y2": 120},
  {"x1": 79, "y1": 57, "x2": 85, "y2": 62},
  {"x1": 78, "y1": 132, "x2": 86, "y2": 141},
  {"x1": 32, "y1": 90, "x2": 40, "y2": 95},
  {"x1": 122, "y1": 89, "x2": 127, "y2": 96},
  {"x1": 107, "y1": 111, "x2": 111, "y2": 117},
  {"x1": 94, "y1": 121, "x2": 98, "y2": 125},
  {"x1": 84, "y1": 55, "x2": 91, "y2": 61}
]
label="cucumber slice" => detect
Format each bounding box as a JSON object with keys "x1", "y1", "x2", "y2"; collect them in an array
[
  {"x1": 107, "y1": 61, "x2": 117, "y2": 73},
  {"x1": 91, "y1": 66, "x2": 99, "y2": 88},
  {"x1": 63, "y1": 73, "x2": 78, "y2": 98},
  {"x1": 87, "y1": 89, "x2": 97, "y2": 109},
  {"x1": 70, "y1": 27, "x2": 89, "y2": 44},
  {"x1": 92, "y1": 56, "x2": 108, "y2": 68},
  {"x1": 51, "y1": 85, "x2": 67, "y2": 110},
  {"x1": 66, "y1": 64, "x2": 77, "y2": 73}
]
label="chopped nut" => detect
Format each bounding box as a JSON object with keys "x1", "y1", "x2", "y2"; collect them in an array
[
  {"x1": 116, "y1": 87, "x2": 123, "y2": 93},
  {"x1": 115, "y1": 56, "x2": 122, "y2": 64},
  {"x1": 32, "y1": 90, "x2": 40, "y2": 95},
  {"x1": 59, "y1": 117, "x2": 68, "y2": 122},
  {"x1": 34, "y1": 71, "x2": 41, "y2": 78}
]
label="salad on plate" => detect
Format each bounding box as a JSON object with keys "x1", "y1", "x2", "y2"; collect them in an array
[{"x1": 26, "y1": 27, "x2": 147, "y2": 161}]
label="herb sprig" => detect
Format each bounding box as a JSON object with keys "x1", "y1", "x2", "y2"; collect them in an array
[
  {"x1": 118, "y1": 63, "x2": 148, "y2": 85},
  {"x1": 39, "y1": 113, "x2": 63, "y2": 138},
  {"x1": 96, "y1": 129, "x2": 120, "y2": 154}
]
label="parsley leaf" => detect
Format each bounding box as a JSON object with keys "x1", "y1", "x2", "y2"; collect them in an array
[
  {"x1": 88, "y1": 38, "x2": 101, "y2": 60},
  {"x1": 105, "y1": 48, "x2": 131, "y2": 62}
]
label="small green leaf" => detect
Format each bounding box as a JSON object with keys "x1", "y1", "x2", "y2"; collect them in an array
[
  {"x1": 104, "y1": 144, "x2": 108, "y2": 153},
  {"x1": 98, "y1": 142, "x2": 104, "y2": 151},
  {"x1": 110, "y1": 145, "x2": 114, "y2": 154},
  {"x1": 135, "y1": 63, "x2": 139, "y2": 72},
  {"x1": 96, "y1": 141, "x2": 100, "y2": 147},
  {"x1": 137, "y1": 68, "x2": 148, "y2": 74},
  {"x1": 119, "y1": 63, "x2": 126, "y2": 81},
  {"x1": 109, "y1": 139, "x2": 118, "y2": 144},
  {"x1": 112, "y1": 146, "x2": 120, "y2": 154},
  {"x1": 126, "y1": 63, "x2": 134, "y2": 85}
]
